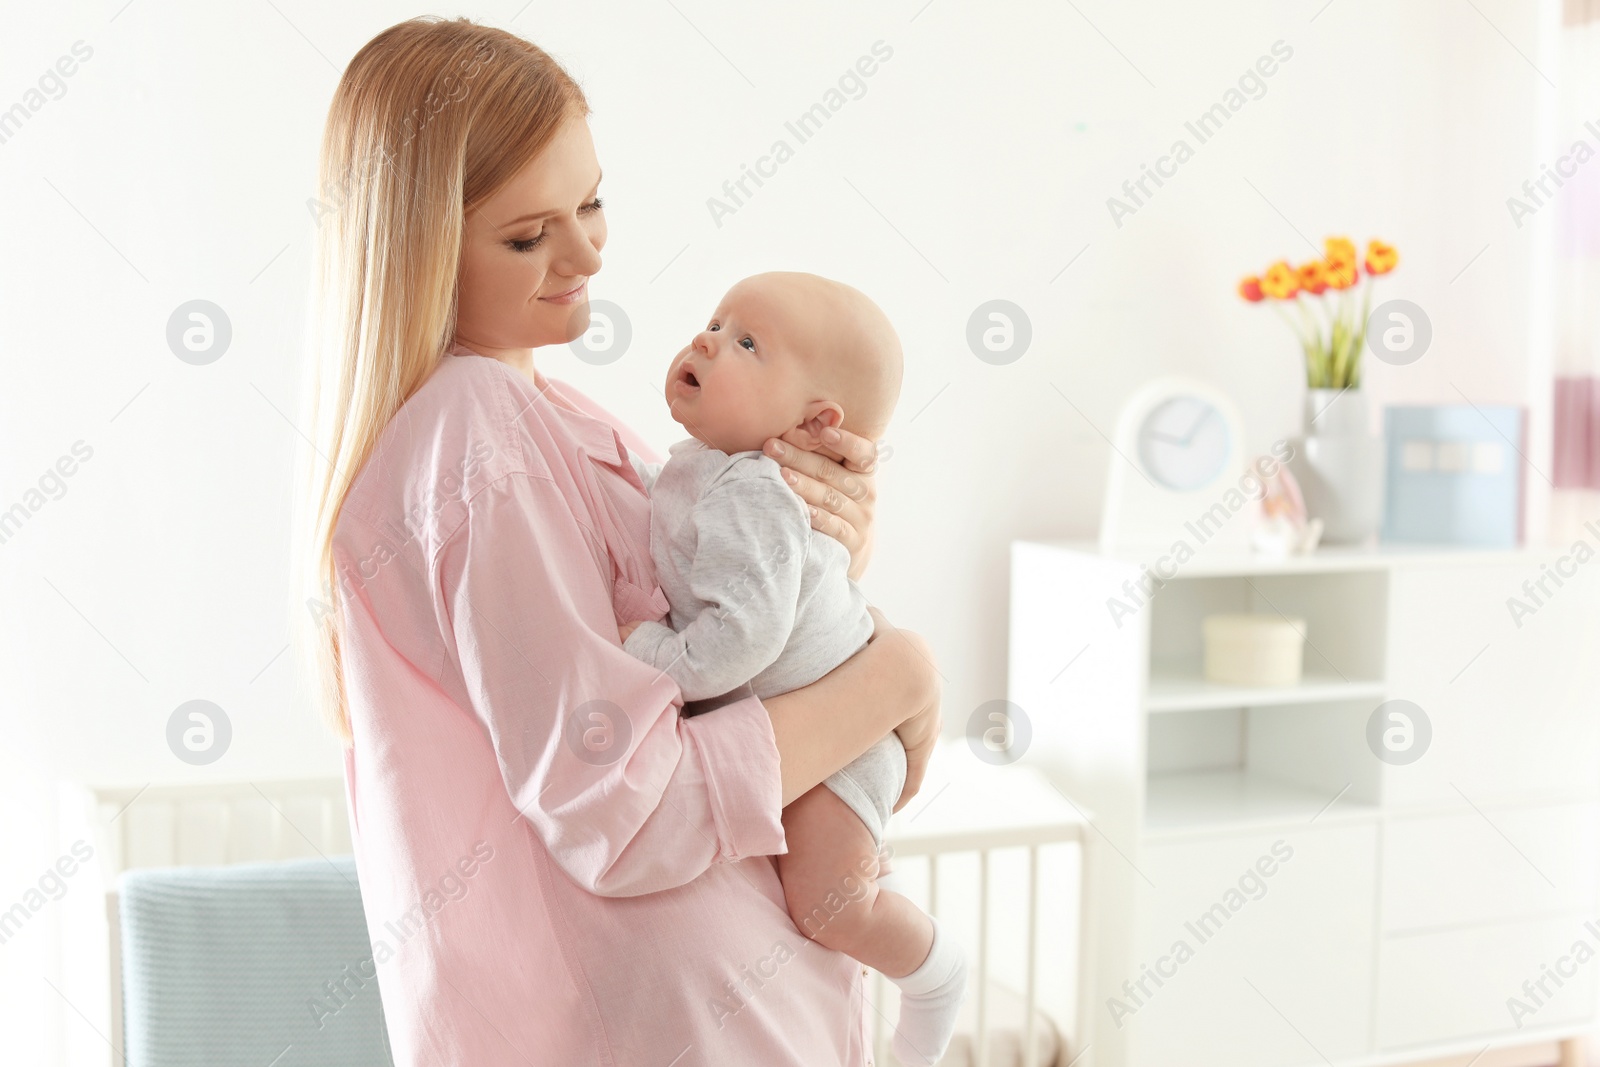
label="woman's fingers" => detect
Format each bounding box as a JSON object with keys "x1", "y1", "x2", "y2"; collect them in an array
[
  {"x1": 765, "y1": 440, "x2": 875, "y2": 535},
  {"x1": 783, "y1": 466, "x2": 861, "y2": 524},
  {"x1": 894, "y1": 722, "x2": 937, "y2": 812},
  {"x1": 770, "y1": 425, "x2": 880, "y2": 474},
  {"x1": 889, "y1": 630, "x2": 942, "y2": 812},
  {"x1": 764, "y1": 433, "x2": 880, "y2": 579},
  {"x1": 866, "y1": 605, "x2": 890, "y2": 640},
  {"x1": 766, "y1": 436, "x2": 877, "y2": 504},
  {"x1": 893, "y1": 745, "x2": 929, "y2": 812},
  {"x1": 819, "y1": 425, "x2": 881, "y2": 474}
]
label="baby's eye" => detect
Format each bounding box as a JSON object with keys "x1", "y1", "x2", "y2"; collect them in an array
[
  {"x1": 740, "y1": 337, "x2": 756, "y2": 352},
  {"x1": 707, "y1": 323, "x2": 720, "y2": 332}
]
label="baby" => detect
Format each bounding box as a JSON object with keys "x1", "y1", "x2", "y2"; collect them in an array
[{"x1": 617, "y1": 272, "x2": 965, "y2": 1066}]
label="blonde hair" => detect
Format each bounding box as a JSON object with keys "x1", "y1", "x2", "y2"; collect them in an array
[{"x1": 291, "y1": 17, "x2": 588, "y2": 743}]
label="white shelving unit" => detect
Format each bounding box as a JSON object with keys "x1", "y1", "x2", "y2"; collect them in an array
[
  {"x1": 1010, "y1": 540, "x2": 1600, "y2": 1067},
  {"x1": 1144, "y1": 672, "x2": 1386, "y2": 714}
]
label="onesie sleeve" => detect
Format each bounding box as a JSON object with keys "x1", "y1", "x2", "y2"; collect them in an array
[
  {"x1": 438, "y1": 470, "x2": 788, "y2": 897},
  {"x1": 621, "y1": 468, "x2": 808, "y2": 700}
]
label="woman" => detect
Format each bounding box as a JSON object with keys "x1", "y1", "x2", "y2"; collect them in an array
[{"x1": 291, "y1": 17, "x2": 942, "y2": 1066}]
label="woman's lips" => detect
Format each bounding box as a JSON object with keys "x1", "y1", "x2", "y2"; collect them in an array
[{"x1": 540, "y1": 280, "x2": 587, "y2": 305}]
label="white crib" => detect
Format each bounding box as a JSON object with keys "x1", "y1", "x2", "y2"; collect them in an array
[
  {"x1": 58, "y1": 777, "x2": 354, "y2": 1067},
  {"x1": 873, "y1": 740, "x2": 1090, "y2": 1067},
  {"x1": 60, "y1": 743, "x2": 1087, "y2": 1067}
]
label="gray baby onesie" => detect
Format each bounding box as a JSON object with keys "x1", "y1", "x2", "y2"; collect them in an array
[{"x1": 623, "y1": 438, "x2": 906, "y2": 846}]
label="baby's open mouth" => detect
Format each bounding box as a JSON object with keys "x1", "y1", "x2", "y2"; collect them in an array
[{"x1": 678, "y1": 365, "x2": 700, "y2": 389}]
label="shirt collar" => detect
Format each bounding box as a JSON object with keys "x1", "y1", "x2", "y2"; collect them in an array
[
  {"x1": 543, "y1": 385, "x2": 624, "y2": 467},
  {"x1": 446, "y1": 342, "x2": 623, "y2": 467},
  {"x1": 667, "y1": 438, "x2": 711, "y2": 457}
]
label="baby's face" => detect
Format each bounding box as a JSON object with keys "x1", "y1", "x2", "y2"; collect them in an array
[{"x1": 664, "y1": 277, "x2": 831, "y2": 454}]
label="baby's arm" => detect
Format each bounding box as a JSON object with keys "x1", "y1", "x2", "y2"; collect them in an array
[{"x1": 622, "y1": 472, "x2": 806, "y2": 700}]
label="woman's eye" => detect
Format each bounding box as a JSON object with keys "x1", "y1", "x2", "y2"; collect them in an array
[{"x1": 508, "y1": 199, "x2": 600, "y2": 253}]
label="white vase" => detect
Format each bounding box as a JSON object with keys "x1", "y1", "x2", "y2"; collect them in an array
[{"x1": 1289, "y1": 388, "x2": 1386, "y2": 544}]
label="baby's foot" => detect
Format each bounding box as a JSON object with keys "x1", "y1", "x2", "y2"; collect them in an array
[{"x1": 890, "y1": 919, "x2": 967, "y2": 1067}]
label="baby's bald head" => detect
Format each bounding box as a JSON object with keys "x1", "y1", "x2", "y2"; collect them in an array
[{"x1": 731, "y1": 272, "x2": 903, "y2": 441}]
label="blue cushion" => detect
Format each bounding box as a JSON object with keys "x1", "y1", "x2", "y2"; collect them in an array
[{"x1": 118, "y1": 855, "x2": 394, "y2": 1067}]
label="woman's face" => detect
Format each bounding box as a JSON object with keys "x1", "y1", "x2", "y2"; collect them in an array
[{"x1": 456, "y1": 113, "x2": 606, "y2": 355}]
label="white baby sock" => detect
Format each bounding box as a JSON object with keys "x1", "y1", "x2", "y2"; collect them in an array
[{"x1": 889, "y1": 917, "x2": 967, "y2": 1067}]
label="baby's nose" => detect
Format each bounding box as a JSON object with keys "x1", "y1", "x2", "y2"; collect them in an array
[{"x1": 694, "y1": 331, "x2": 717, "y2": 356}]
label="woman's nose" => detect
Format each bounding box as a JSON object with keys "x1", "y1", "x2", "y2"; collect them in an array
[{"x1": 554, "y1": 230, "x2": 602, "y2": 279}]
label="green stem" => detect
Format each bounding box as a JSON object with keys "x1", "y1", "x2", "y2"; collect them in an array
[
  {"x1": 1274, "y1": 302, "x2": 1311, "y2": 346},
  {"x1": 1300, "y1": 297, "x2": 1330, "y2": 388},
  {"x1": 1354, "y1": 277, "x2": 1373, "y2": 388}
]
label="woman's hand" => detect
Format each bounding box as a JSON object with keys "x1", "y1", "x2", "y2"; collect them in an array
[
  {"x1": 866, "y1": 605, "x2": 891, "y2": 642},
  {"x1": 882, "y1": 626, "x2": 942, "y2": 812},
  {"x1": 866, "y1": 607, "x2": 942, "y2": 811},
  {"x1": 764, "y1": 426, "x2": 879, "y2": 581},
  {"x1": 763, "y1": 613, "x2": 941, "y2": 808}
]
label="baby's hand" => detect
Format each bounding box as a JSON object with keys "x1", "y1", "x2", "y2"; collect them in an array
[{"x1": 618, "y1": 620, "x2": 641, "y2": 643}]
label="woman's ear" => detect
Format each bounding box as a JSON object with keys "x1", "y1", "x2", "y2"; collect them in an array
[{"x1": 790, "y1": 401, "x2": 845, "y2": 450}]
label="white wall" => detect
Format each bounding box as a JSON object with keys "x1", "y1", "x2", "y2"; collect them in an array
[{"x1": 0, "y1": 0, "x2": 1559, "y2": 1061}]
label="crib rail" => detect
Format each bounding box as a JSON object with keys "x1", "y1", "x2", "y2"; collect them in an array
[
  {"x1": 877, "y1": 810, "x2": 1088, "y2": 1067},
  {"x1": 69, "y1": 764, "x2": 1090, "y2": 1067},
  {"x1": 61, "y1": 778, "x2": 353, "y2": 1067},
  {"x1": 870, "y1": 739, "x2": 1094, "y2": 1067}
]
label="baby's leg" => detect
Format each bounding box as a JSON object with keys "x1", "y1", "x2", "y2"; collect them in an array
[
  {"x1": 779, "y1": 783, "x2": 929, "y2": 975},
  {"x1": 779, "y1": 785, "x2": 966, "y2": 1067}
]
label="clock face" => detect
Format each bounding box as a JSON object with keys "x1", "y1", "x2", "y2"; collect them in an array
[{"x1": 1137, "y1": 396, "x2": 1230, "y2": 491}]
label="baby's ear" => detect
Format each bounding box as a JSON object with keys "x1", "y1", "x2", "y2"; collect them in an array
[{"x1": 791, "y1": 401, "x2": 844, "y2": 450}]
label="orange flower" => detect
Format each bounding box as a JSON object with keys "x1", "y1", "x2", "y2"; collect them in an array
[
  {"x1": 1325, "y1": 255, "x2": 1360, "y2": 290},
  {"x1": 1238, "y1": 275, "x2": 1265, "y2": 302},
  {"x1": 1260, "y1": 260, "x2": 1300, "y2": 299},
  {"x1": 1365, "y1": 239, "x2": 1399, "y2": 275},
  {"x1": 1296, "y1": 261, "x2": 1329, "y2": 296},
  {"x1": 1325, "y1": 236, "x2": 1357, "y2": 263}
]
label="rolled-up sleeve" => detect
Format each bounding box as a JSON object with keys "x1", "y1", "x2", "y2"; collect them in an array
[{"x1": 437, "y1": 469, "x2": 787, "y2": 897}]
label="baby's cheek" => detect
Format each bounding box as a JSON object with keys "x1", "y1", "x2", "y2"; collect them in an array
[{"x1": 743, "y1": 396, "x2": 781, "y2": 438}]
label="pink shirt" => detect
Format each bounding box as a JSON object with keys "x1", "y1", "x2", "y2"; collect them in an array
[{"x1": 332, "y1": 345, "x2": 871, "y2": 1066}]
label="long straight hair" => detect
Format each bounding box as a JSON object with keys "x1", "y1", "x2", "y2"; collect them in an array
[{"x1": 291, "y1": 17, "x2": 588, "y2": 742}]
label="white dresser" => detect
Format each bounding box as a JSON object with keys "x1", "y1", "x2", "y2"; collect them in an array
[{"x1": 1009, "y1": 541, "x2": 1600, "y2": 1067}]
